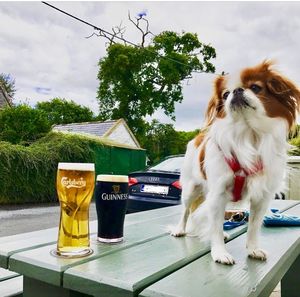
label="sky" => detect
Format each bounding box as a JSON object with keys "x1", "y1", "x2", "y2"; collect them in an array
[{"x1": 1, "y1": 1, "x2": 300, "y2": 131}]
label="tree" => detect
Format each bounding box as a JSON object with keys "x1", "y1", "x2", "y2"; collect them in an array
[
  {"x1": 0, "y1": 73, "x2": 16, "y2": 102},
  {"x1": 176, "y1": 129, "x2": 200, "y2": 153},
  {"x1": 36, "y1": 98, "x2": 95, "y2": 125},
  {"x1": 140, "y1": 120, "x2": 199, "y2": 164},
  {"x1": 0, "y1": 105, "x2": 51, "y2": 144},
  {"x1": 96, "y1": 18, "x2": 216, "y2": 138}
]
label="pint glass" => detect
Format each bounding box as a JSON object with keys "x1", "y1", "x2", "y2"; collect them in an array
[
  {"x1": 95, "y1": 175, "x2": 129, "y2": 243},
  {"x1": 54, "y1": 162, "x2": 95, "y2": 258}
]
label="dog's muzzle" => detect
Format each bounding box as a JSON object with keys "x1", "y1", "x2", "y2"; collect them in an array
[{"x1": 230, "y1": 88, "x2": 252, "y2": 110}]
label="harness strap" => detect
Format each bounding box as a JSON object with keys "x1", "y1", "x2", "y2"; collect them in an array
[{"x1": 224, "y1": 156, "x2": 263, "y2": 202}]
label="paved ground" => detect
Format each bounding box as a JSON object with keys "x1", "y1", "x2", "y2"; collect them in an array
[
  {"x1": 270, "y1": 283, "x2": 280, "y2": 297},
  {"x1": 0, "y1": 202, "x2": 98, "y2": 237},
  {"x1": 0, "y1": 203, "x2": 280, "y2": 296}
]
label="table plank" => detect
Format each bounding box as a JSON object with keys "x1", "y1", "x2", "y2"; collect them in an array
[
  {"x1": 0, "y1": 205, "x2": 182, "y2": 269},
  {"x1": 265, "y1": 199, "x2": 300, "y2": 212},
  {"x1": 62, "y1": 200, "x2": 300, "y2": 297},
  {"x1": 62, "y1": 226, "x2": 247, "y2": 297},
  {"x1": 0, "y1": 227, "x2": 60, "y2": 268},
  {"x1": 140, "y1": 204, "x2": 300, "y2": 297},
  {"x1": 8, "y1": 211, "x2": 180, "y2": 286},
  {"x1": 125, "y1": 206, "x2": 182, "y2": 224},
  {"x1": 5, "y1": 201, "x2": 299, "y2": 296},
  {"x1": 0, "y1": 275, "x2": 23, "y2": 297},
  {"x1": 0, "y1": 267, "x2": 19, "y2": 282},
  {"x1": 63, "y1": 201, "x2": 299, "y2": 297}
]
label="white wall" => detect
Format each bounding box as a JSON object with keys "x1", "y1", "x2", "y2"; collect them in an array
[
  {"x1": 108, "y1": 123, "x2": 138, "y2": 148},
  {"x1": 286, "y1": 156, "x2": 300, "y2": 200}
]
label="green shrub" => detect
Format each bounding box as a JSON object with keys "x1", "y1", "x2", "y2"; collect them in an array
[
  {"x1": 289, "y1": 136, "x2": 300, "y2": 156},
  {"x1": 36, "y1": 98, "x2": 95, "y2": 125},
  {"x1": 0, "y1": 132, "x2": 94, "y2": 204},
  {"x1": 0, "y1": 132, "x2": 145, "y2": 204},
  {"x1": 0, "y1": 105, "x2": 51, "y2": 144}
]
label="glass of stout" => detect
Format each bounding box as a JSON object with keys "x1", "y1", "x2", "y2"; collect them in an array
[{"x1": 95, "y1": 174, "x2": 129, "y2": 243}]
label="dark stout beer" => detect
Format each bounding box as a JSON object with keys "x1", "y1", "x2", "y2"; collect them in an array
[
  {"x1": 54, "y1": 163, "x2": 95, "y2": 258},
  {"x1": 95, "y1": 175, "x2": 129, "y2": 243}
]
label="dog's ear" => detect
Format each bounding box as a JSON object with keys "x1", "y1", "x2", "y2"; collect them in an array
[
  {"x1": 267, "y1": 73, "x2": 300, "y2": 127},
  {"x1": 259, "y1": 59, "x2": 275, "y2": 72},
  {"x1": 204, "y1": 75, "x2": 227, "y2": 127}
]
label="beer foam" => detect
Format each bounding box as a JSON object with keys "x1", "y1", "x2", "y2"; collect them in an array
[
  {"x1": 58, "y1": 163, "x2": 95, "y2": 171},
  {"x1": 97, "y1": 175, "x2": 128, "y2": 183}
]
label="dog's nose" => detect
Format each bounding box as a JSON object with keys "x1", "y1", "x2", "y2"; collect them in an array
[{"x1": 233, "y1": 88, "x2": 244, "y2": 95}]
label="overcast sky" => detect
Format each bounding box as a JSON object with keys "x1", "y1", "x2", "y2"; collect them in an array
[{"x1": 1, "y1": 1, "x2": 300, "y2": 131}]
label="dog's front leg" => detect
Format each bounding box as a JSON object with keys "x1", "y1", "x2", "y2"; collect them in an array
[
  {"x1": 208, "y1": 191, "x2": 235, "y2": 265},
  {"x1": 246, "y1": 196, "x2": 271, "y2": 261}
]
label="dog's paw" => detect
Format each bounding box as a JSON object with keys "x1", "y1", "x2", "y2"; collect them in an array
[
  {"x1": 168, "y1": 225, "x2": 186, "y2": 237},
  {"x1": 248, "y1": 248, "x2": 267, "y2": 261},
  {"x1": 223, "y1": 232, "x2": 230, "y2": 241},
  {"x1": 211, "y1": 248, "x2": 235, "y2": 265}
]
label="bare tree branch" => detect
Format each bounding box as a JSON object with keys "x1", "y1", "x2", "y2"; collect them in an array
[
  {"x1": 85, "y1": 31, "x2": 101, "y2": 39},
  {"x1": 111, "y1": 22, "x2": 127, "y2": 45},
  {"x1": 85, "y1": 10, "x2": 153, "y2": 49},
  {"x1": 85, "y1": 20, "x2": 127, "y2": 46},
  {"x1": 128, "y1": 11, "x2": 152, "y2": 47},
  {"x1": 85, "y1": 29, "x2": 118, "y2": 46}
]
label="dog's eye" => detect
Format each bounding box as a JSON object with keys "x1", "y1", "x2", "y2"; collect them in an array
[
  {"x1": 223, "y1": 91, "x2": 230, "y2": 100},
  {"x1": 250, "y1": 84, "x2": 262, "y2": 94}
]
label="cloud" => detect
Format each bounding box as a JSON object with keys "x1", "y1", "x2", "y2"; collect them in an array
[
  {"x1": 0, "y1": 1, "x2": 300, "y2": 130},
  {"x1": 34, "y1": 87, "x2": 51, "y2": 95}
]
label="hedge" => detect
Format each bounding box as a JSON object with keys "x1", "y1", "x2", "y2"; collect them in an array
[{"x1": 0, "y1": 132, "x2": 145, "y2": 204}]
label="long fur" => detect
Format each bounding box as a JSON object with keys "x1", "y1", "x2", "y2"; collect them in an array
[{"x1": 170, "y1": 61, "x2": 300, "y2": 265}]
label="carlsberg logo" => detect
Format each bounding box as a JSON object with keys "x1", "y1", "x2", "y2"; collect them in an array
[{"x1": 61, "y1": 177, "x2": 86, "y2": 189}]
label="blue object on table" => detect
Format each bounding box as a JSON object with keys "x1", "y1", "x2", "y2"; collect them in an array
[
  {"x1": 223, "y1": 208, "x2": 300, "y2": 229},
  {"x1": 223, "y1": 211, "x2": 249, "y2": 230},
  {"x1": 223, "y1": 220, "x2": 246, "y2": 230},
  {"x1": 264, "y1": 212, "x2": 300, "y2": 226},
  {"x1": 270, "y1": 208, "x2": 279, "y2": 213}
]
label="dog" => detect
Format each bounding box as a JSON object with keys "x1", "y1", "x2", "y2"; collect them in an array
[{"x1": 170, "y1": 60, "x2": 300, "y2": 265}]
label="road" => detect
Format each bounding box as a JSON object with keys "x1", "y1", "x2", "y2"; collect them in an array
[{"x1": 0, "y1": 202, "x2": 98, "y2": 237}]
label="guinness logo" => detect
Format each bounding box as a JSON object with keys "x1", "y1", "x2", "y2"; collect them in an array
[{"x1": 112, "y1": 185, "x2": 120, "y2": 194}]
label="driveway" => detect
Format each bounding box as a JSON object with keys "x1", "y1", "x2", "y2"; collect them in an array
[{"x1": 0, "y1": 202, "x2": 98, "y2": 237}]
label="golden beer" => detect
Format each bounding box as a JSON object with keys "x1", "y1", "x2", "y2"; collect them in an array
[{"x1": 55, "y1": 163, "x2": 95, "y2": 258}]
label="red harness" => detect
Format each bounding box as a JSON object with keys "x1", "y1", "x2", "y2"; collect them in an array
[{"x1": 225, "y1": 156, "x2": 263, "y2": 202}]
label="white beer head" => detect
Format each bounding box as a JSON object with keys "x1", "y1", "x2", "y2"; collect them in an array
[
  {"x1": 97, "y1": 175, "x2": 128, "y2": 183},
  {"x1": 58, "y1": 163, "x2": 95, "y2": 171}
]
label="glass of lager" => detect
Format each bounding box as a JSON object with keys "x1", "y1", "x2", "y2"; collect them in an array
[
  {"x1": 53, "y1": 162, "x2": 95, "y2": 258},
  {"x1": 95, "y1": 175, "x2": 129, "y2": 243}
]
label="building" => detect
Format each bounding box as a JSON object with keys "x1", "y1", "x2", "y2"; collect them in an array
[
  {"x1": 53, "y1": 118, "x2": 141, "y2": 148},
  {"x1": 0, "y1": 84, "x2": 12, "y2": 108}
]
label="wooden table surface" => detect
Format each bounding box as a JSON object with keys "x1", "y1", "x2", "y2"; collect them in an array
[{"x1": 1, "y1": 200, "x2": 300, "y2": 297}]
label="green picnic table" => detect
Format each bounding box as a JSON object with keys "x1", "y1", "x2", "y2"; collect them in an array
[{"x1": 0, "y1": 200, "x2": 300, "y2": 297}]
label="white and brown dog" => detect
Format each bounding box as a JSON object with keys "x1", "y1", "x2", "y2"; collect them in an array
[{"x1": 171, "y1": 61, "x2": 300, "y2": 265}]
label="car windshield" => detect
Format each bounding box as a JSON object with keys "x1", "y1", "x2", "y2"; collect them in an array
[{"x1": 149, "y1": 157, "x2": 184, "y2": 173}]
